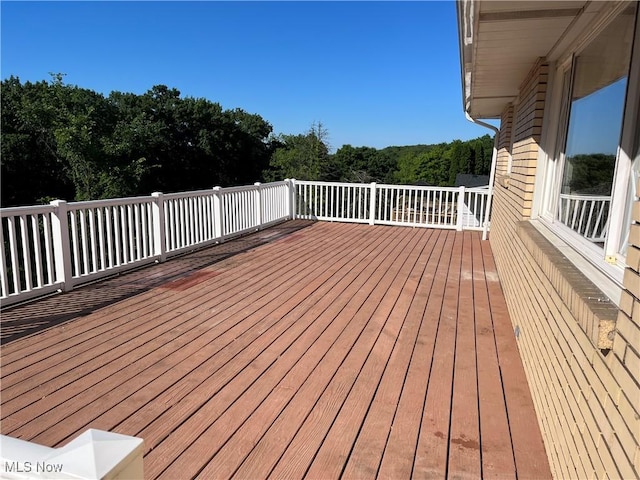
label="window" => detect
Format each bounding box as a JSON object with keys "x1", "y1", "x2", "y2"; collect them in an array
[{"x1": 540, "y1": 2, "x2": 639, "y2": 282}]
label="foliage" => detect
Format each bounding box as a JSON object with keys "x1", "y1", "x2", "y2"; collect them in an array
[
  {"x1": 563, "y1": 153, "x2": 616, "y2": 195},
  {"x1": 1, "y1": 76, "x2": 274, "y2": 206},
  {"x1": 2, "y1": 75, "x2": 499, "y2": 207},
  {"x1": 262, "y1": 122, "x2": 330, "y2": 182},
  {"x1": 325, "y1": 135, "x2": 493, "y2": 187}
]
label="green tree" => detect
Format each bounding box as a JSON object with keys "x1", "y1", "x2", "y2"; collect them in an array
[
  {"x1": 416, "y1": 143, "x2": 450, "y2": 186},
  {"x1": 263, "y1": 122, "x2": 330, "y2": 181},
  {"x1": 329, "y1": 145, "x2": 391, "y2": 182},
  {"x1": 563, "y1": 153, "x2": 616, "y2": 194},
  {"x1": 1, "y1": 76, "x2": 74, "y2": 206},
  {"x1": 393, "y1": 151, "x2": 422, "y2": 184},
  {"x1": 448, "y1": 140, "x2": 471, "y2": 184}
]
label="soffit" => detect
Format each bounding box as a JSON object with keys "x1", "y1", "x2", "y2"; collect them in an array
[{"x1": 462, "y1": 0, "x2": 590, "y2": 118}]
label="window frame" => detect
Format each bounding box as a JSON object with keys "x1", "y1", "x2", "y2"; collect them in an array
[{"x1": 534, "y1": 2, "x2": 640, "y2": 288}]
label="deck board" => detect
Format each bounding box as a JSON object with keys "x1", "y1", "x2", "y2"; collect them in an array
[
  {"x1": 448, "y1": 231, "x2": 481, "y2": 480},
  {"x1": 375, "y1": 229, "x2": 449, "y2": 479},
  {"x1": 0, "y1": 221, "x2": 551, "y2": 479}
]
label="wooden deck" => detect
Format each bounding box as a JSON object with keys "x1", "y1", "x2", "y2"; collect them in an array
[{"x1": 0, "y1": 221, "x2": 551, "y2": 480}]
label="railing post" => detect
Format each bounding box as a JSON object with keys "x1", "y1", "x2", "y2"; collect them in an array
[
  {"x1": 456, "y1": 186, "x2": 465, "y2": 231},
  {"x1": 284, "y1": 179, "x2": 291, "y2": 219},
  {"x1": 482, "y1": 190, "x2": 490, "y2": 241},
  {"x1": 369, "y1": 182, "x2": 377, "y2": 225},
  {"x1": 289, "y1": 179, "x2": 297, "y2": 220},
  {"x1": 254, "y1": 182, "x2": 262, "y2": 229},
  {"x1": 151, "y1": 192, "x2": 167, "y2": 262},
  {"x1": 50, "y1": 200, "x2": 73, "y2": 291},
  {"x1": 213, "y1": 186, "x2": 224, "y2": 242}
]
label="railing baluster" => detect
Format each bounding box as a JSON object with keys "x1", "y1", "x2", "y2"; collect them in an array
[
  {"x1": 166, "y1": 199, "x2": 173, "y2": 251},
  {"x1": 0, "y1": 220, "x2": 8, "y2": 297},
  {"x1": 143, "y1": 203, "x2": 150, "y2": 256},
  {"x1": 31, "y1": 215, "x2": 44, "y2": 287},
  {"x1": 584, "y1": 200, "x2": 595, "y2": 239},
  {"x1": 88, "y1": 209, "x2": 98, "y2": 272},
  {"x1": 134, "y1": 204, "x2": 141, "y2": 261},
  {"x1": 97, "y1": 208, "x2": 105, "y2": 270},
  {"x1": 197, "y1": 195, "x2": 203, "y2": 242},
  {"x1": 179, "y1": 198, "x2": 185, "y2": 247},
  {"x1": 18, "y1": 216, "x2": 32, "y2": 291},
  {"x1": 346, "y1": 185, "x2": 351, "y2": 219},
  {"x1": 121, "y1": 205, "x2": 129, "y2": 264},
  {"x1": 80, "y1": 209, "x2": 89, "y2": 275},
  {"x1": 69, "y1": 210, "x2": 80, "y2": 275},
  {"x1": 112, "y1": 206, "x2": 121, "y2": 266},
  {"x1": 7, "y1": 217, "x2": 20, "y2": 293},
  {"x1": 43, "y1": 212, "x2": 54, "y2": 284},
  {"x1": 384, "y1": 187, "x2": 389, "y2": 221},
  {"x1": 106, "y1": 207, "x2": 114, "y2": 268},
  {"x1": 172, "y1": 199, "x2": 178, "y2": 249},
  {"x1": 192, "y1": 196, "x2": 198, "y2": 244}
]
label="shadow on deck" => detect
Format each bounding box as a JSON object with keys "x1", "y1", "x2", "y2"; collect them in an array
[{"x1": 0, "y1": 220, "x2": 314, "y2": 345}]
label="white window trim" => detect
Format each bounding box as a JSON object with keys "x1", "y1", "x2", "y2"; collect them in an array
[
  {"x1": 611, "y1": 12, "x2": 640, "y2": 261},
  {"x1": 533, "y1": 2, "x2": 639, "y2": 295}
]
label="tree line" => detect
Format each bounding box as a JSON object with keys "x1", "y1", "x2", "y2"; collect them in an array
[
  {"x1": 265, "y1": 123, "x2": 493, "y2": 186},
  {"x1": 1, "y1": 76, "x2": 494, "y2": 207}
]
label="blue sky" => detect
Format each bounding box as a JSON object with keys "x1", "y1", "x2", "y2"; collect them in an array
[{"x1": 1, "y1": 1, "x2": 495, "y2": 151}]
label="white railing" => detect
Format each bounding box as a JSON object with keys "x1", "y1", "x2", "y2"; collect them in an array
[
  {"x1": 65, "y1": 197, "x2": 158, "y2": 285},
  {"x1": 0, "y1": 205, "x2": 61, "y2": 305},
  {"x1": 294, "y1": 181, "x2": 490, "y2": 232},
  {"x1": 0, "y1": 182, "x2": 291, "y2": 306},
  {"x1": 558, "y1": 193, "x2": 611, "y2": 243},
  {"x1": 294, "y1": 181, "x2": 373, "y2": 223},
  {"x1": 259, "y1": 181, "x2": 291, "y2": 226},
  {"x1": 162, "y1": 190, "x2": 219, "y2": 256},
  {"x1": 1, "y1": 179, "x2": 490, "y2": 306}
]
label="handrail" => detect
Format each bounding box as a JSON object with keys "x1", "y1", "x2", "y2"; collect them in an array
[
  {"x1": 0, "y1": 179, "x2": 491, "y2": 306},
  {"x1": 294, "y1": 180, "x2": 491, "y2": 231}
]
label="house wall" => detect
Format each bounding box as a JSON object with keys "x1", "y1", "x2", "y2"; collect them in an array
[
  {"x1": 489, "y1": 60, "x2": 640, "y2": 479},
  {"x1": 496, "y1": 105, "x2": 513, "y2": 177}
]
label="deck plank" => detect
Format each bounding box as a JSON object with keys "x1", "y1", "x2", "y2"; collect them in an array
[
  {"x1": 413, "y1": 230, "x2": 462, "y2": 479},
  {"x1": 447, "y1": 231, "x2": 481, "y2": 480},
  {"x1": 299, "y1": 230, "x2": 430, "y2": 479},
  {"x1": 375, "y1": 230, "x2": 451, "y2": 479},
  {"x1": 0, "y1": 221, "x2": 551, "y2": 480},
  {"x1": 93, "y1": 223, "x2": 396, "y2": 443},
  {"x1": 481, "y1": 240, "x2": 552, "y2": 479},
  {"x1": 336, "y1": 229, "x2": 441, "y2": 479},
  {"x1": 471, "y1": 233, "x2": 516, "y2": 479}
]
